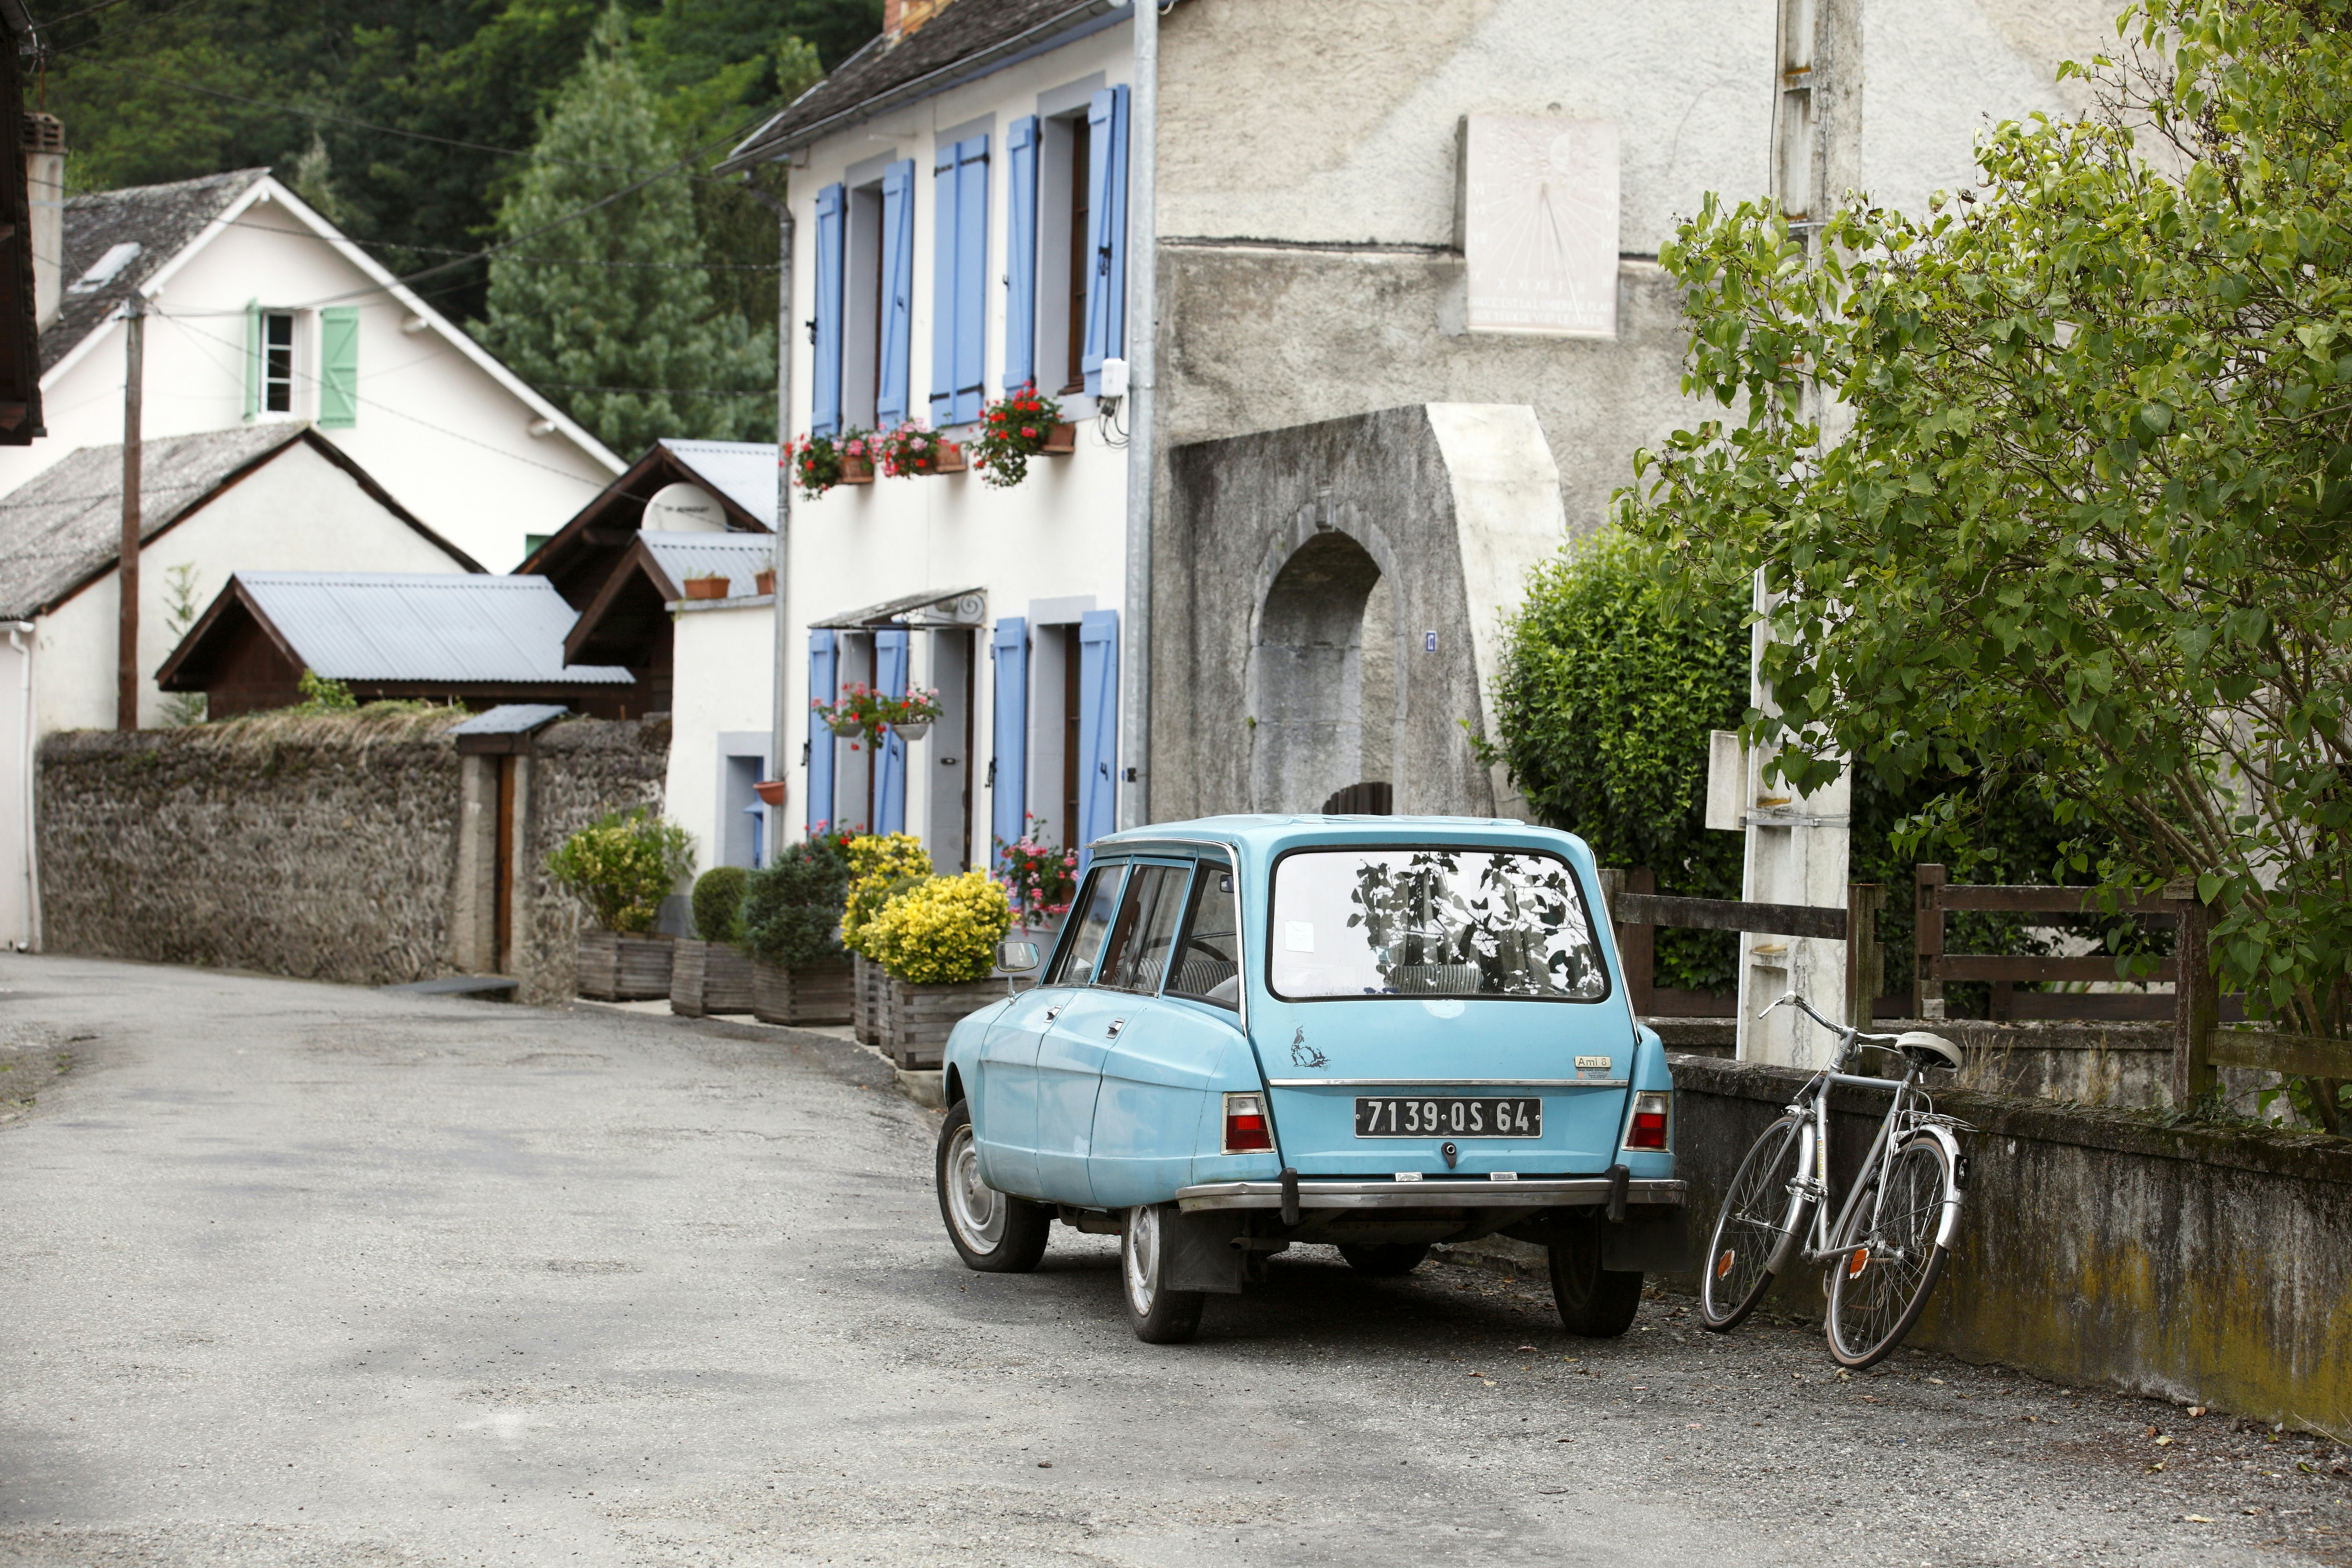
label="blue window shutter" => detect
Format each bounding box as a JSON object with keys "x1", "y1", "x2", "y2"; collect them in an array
[
  {"x1": 990, "y1": 617, "x2": 1027, "y2": 873},
  {"x1": 1003, "y1": 117, "x2": 1039, "y2": 393},
  {"x1": 953, "y1": 136, "x2": 989, "y2": 424},
  {"x1": 318, "y1": 306, "x2": 359, "y2": 428},
  {"x1": 878, "y1": 161, "x2": 916, "y2": 427},
  {"x1": 1081, "y1": 85, "x2": 1130, "y2": 396},
  {"x1": 807, "y1": 630, "x2": 838, "y2": 835},
  {"x1": 929, "y1": 145, "x2": 957, "y2": 426},
  {"x1": 812, "y1": 183, "x2": 846, "y2": 438},
  {"x1": 1076, "y1": 609, "x2": 1119, "y2": 874},
  {"x1": 874, "y1": 628, "x2": 910, "y2": 835}
]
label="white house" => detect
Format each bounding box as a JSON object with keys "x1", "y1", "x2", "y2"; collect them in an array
[
  {"x1": 725, "y1": 0, "x2": 2121, "y2": 1036},
  {"x1": 0, "y1": 424, "x2": 484, "y2": 948},
  {"x1": 3, "y1": 165, "x2": 623, "y2": 571}
]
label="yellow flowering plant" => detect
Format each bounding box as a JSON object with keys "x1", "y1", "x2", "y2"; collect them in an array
[
  {"x1": 866, "y1": 870, "x2": 1012, "y2": 986},
  {"x1": 839, "y1": 833, "x2": 937, "y2": 957}
]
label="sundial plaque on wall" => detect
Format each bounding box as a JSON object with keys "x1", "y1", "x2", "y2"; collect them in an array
[{"x1": 1462, "y1": 116, "x2": 1620, "y2": 338}]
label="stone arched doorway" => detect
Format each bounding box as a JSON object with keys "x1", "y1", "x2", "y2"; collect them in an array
[{"x1": 1249, "y1": 531, "x2": 1396, "y2": 813}]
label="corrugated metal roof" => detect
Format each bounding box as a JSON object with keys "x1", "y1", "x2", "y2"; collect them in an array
[
  {"x1": 446, "y1": 703, "x2": 572, "y2": 735},
  {"x1": 658, "y1": 438, "x2": 778, "y2": 526},
  {"x1": 639, "y1": 531, "x2": 774, "y2": 598},
  {"x1": 240, "y1": 573, "x2": 633, "y2": 685},
  {"x1": 0, "y1": 425, "x2": 310, "y2": 619}
]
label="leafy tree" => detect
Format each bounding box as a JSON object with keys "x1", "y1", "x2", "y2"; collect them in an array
[
  {"x1": 469, "y1": 5, "x2": 776, "y2": 453},
  {"x1": 1619, "y1": 0, "x2": 2352, "y2": 1125}
]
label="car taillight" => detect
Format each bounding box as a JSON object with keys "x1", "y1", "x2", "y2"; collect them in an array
[
  {"x1": 1224, "y1": 1091, "x2": 1273, "y2": 1153},
  {"x1": 1624, "y1": 1091, "x2": 1670, "y2": 1151}
]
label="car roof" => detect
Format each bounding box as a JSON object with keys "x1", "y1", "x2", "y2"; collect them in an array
[{"x1": 1091, "y1": 814, "x2": 1596, "y2": 866}]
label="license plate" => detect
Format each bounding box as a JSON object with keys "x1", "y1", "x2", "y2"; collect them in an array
[{"x1": 1353, "y1": 1096, "x2": 1542, "y2": 1138}]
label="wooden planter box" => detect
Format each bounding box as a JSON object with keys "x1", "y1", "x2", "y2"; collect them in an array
[
  {"x1": 578, "y1": 929, "x2": 674, "y2": 1001},
  {"x1": 752, "y1": 957, "x2": 855, "y2": 1026},
  {"x1": 1041, "y1": 422, "x2": 1077, "y2": 455},
  {"x1": 881, "y1": 974, "x2": 1006, "y2": 1070},
  {"x1": 673, "y1": 939, "x2": 754, "y2": 1016},
  {"x1": 853, "y1": 954, "x2": 885, "y2": 1045},
  {"x1": 928, "y1": 441, "x2": 967, "y2": 474}
]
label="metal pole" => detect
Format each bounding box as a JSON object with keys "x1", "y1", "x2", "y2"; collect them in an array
[
  {"x1": 116, "y1": 293, "x2": 143, "y2": 732},
  {"x1": 1117, "y1": 0, "x2": 1158, "y2": 830}
]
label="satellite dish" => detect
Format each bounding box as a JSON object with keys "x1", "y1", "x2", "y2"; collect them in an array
[{"x1": 642, "y1": 482, "x2": 724, "y2": 534}]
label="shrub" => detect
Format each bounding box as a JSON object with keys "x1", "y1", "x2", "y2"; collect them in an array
[
  {"x1": 840, "y1": 833, "x2": 936, "y2": 957},
  {"x1": 865, "y1": 869, "x2": 1012, "y2": 985},
  {"x1": 740, "y1": 841, "x2": 850, "y2": 967},
  {"x1": 691, "y1": 865, "x2": 749, "y2": 946},
  {"x1": 547, "y1": 808, "x2": 694, "y2": 934}
]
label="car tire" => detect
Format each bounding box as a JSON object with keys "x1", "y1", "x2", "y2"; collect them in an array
[
  {"x1": 936, "y1": 1099, "x2": 1050, "y2": 1273},
  {"x1": 1337, "y1": 1242, "x2": 1430, "y2": 1278},
  {"x1": 1547, "y1": 1210, "x2": 1643, "y2": 1337},
  {"x1": 1121, "y1": 1203, "x2": 1205, "y2": 1344}
]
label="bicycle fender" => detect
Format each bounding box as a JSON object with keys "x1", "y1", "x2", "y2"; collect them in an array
[
  {"x1": 1900, "y1": 1124, "x2": 1967, "y2": 1250},
  {"x1": 1765, "y1": 1117, "x2": 1819, "y2": 1276}
]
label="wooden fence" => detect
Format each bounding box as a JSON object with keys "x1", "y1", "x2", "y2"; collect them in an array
[{"x1": 1598, "y1": 864, "x2": 2352, "y2": 1104}]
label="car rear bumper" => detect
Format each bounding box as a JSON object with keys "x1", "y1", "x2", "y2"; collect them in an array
[{"x1": 1173, "y1": 1176, "x2": 1685, "y2": 1212}]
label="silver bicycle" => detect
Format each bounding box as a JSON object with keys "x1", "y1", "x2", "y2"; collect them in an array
[{"x1": 1698, "y1": 990, "x2": 1971, "y2": 1368}]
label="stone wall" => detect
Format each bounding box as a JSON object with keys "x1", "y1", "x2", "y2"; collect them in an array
[
  {"x1": 1669, "y1": 1055, "x2": 2352, "y2": 1432},
  {"x1": 36, "y1": 711, "x2": 668, "y2": 1002}
]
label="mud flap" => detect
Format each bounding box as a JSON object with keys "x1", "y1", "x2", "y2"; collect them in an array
[
  {"x1": 1601, "y1": 1206, "x2": 1690, "y2": 1274},
  {"x1": 1163, "y1": 1209, "x2": 1246, "y2": 1294}
]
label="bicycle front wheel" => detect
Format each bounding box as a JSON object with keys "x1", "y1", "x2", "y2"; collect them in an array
[
  {"x1": 1826, "y1": 1135, "x2": 1957, "y2": 1368},
  {"x1": 1699, "y1": 1114, "x2": 1810, "y2": 1331}
]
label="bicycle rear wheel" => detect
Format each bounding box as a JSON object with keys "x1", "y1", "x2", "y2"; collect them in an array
[
  {"x1": 1826, "y1": 1135, "x2": 1956, "y2": 1368},
  {"x1": 1699, "y1": 1114, "x2": 1810, "y2": 1331}
]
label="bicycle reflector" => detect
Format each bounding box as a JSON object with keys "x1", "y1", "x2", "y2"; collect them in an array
[
  {"x1": 1624, "y1": 1091, "x2": 1670, "y2": 1151},
  {"x1": 1223, "y1": 1092, "x2": 1274, "y2": 1153}
]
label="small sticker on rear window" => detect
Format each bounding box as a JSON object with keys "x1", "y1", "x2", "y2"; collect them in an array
[{"x1": 1284, "y1": 921, "x2": 1315, "y2": 952}]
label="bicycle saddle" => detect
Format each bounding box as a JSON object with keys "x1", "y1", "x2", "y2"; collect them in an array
[{"x1": 1893, "y1": 1030, "x2": 1963, "y2": 1071}]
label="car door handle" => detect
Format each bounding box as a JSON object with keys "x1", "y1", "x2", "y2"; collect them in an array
[
  {"x1": 1042, "y1": 1005, "x2": 1063, "y2": 1023},
  {"x1": 1106, "y1": 1017, "x2": 1126, "y2": 1038}
]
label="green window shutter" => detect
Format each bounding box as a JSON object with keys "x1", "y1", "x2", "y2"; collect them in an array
[
  {"x1": 318, "y1": 306, "x2": 358, "y2": 428},
  {"x1": 243, "y1": 300, "x2": 260, "y2": 421}
]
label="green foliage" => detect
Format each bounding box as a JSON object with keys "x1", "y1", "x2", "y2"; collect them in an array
[
  {"x1": 689, "y1": 864, "x2": 749, "y2": 945},
  {"x1": 160, "y1": 564, "x2": 208, "y2": 727},
  {"x1": 290, "y1": 669, "x2": 357, "y2": 714},
  {"x1": 865, "y1": 870, "x2": 1012, "y2": 986},
  {"x1": 740, "y1": 840, "x2": 850, "y2": 967},
  {"x1": 547, "y1": 806, "x2": 694, "y2": 933},
  {"x1": 1619, "y1": 0, "x2": 2352, "y2": 1125},
  {"x1": 1481, "y1": 529, "x2": 1746, "y2": 988},
  {"x1": 469, "y1": 6, "x2": 776, "y2": 454},
  {"x1": 44, "y1": 0, "x2": 871, "y2": 327}
]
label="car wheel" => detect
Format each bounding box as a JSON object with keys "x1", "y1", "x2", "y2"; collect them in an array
[
  {"x1": 1121, "y1": 1203, "x2": 1205, "y2": 1344},
  {"x1": 935, "y1": 1099, "x2": 1049, "y2": 1273},
  {"x1": 1547, "y1": 1210, "x2": 1643, "y2": 1336},
  {"x1": 1338, "y1": 1242, "x2": 1430, "y2": 1278}
]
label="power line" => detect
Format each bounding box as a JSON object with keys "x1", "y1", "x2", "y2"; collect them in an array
[
  {"x1": 48, "y1": 50, "x2": 757, "y2": 186},
  {"x1": 36, "y1": 0, "x2": 215, "y2": 55},
  {"x1": 533, "y1": 382, "x2": 771, "y2": 398},
  {"x1": 213, "y1": 219, "x2": 778, "y2": 273}
]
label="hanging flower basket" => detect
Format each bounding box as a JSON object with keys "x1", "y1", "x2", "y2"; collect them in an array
[
  {"x1": 969, "y1": 384, "x2": 1070, "y2": 488},
  {"x1": 813, "y1": 683, "x2": 944, "y2": 747}
]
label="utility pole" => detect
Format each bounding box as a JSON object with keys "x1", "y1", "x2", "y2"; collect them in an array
[
  {"x1": 116, "y1": 292, "x2": 143, "y2": 732},
  {"x1": 1117, "y1": 0, "x2": 1158, "y2": 829}
]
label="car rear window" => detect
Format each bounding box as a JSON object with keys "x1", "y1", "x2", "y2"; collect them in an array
[{"x1": 1269, "y1": 847, "x2": 1608, "y2": 1001}]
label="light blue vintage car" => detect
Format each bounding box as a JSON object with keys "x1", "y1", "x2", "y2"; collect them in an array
[{"x1": 934, "y1": 815, "x2": 1686, "y2": 1344}]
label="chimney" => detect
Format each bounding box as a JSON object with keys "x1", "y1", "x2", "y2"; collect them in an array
[
  {"x1": 884, "y1": 0, "x2": 901, "y2": 34},
  {"x1": 23, "y1": 113, "x2": 63, "y2": 333}
]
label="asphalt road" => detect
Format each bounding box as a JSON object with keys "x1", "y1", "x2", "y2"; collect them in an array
[{"x1": 1, "y1": 953, "x2": 2344, "y2": 1567}]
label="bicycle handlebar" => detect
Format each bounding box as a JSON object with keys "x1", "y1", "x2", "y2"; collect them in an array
[{"x1": 1755, "y1": 988, "x2": 1904, "y2": 1047}]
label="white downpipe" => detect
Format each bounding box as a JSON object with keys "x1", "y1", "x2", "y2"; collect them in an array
[
  {"x1": 6, "y1": 622, "x2": 35, "y2": 952},
  {"x1": 1117, "y1": 0, "x2": 1158, "y2": 830},
  {"x1": 760, "y1": 192, "x2": 796, "y2": 854}
]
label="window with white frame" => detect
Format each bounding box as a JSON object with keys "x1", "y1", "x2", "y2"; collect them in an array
[{"x1": 262, "y1": 311, "x2": 295, "y2": 413}]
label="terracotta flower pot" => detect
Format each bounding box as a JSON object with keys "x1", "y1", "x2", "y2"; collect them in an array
[
  {"x1": 752, "y1": 779, "x2": 787, "y2": 807},
  {"x1": 754, "y1": 568, "x2": 776, "y2": 596},
  {"x1": 1041, "y1": 422, "x2": 1077, "y2": 455},
  {"x1": 683, "y1": 575, "x2": 730, "y2": 601},
  {"x1": 931, "y1": 441, "x2": 968, "y2": 475},
  {"x1": 840, "y1": 456, "x2": 874, "y2": 484}
]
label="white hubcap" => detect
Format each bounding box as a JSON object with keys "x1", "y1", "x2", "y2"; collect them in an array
[
  {"x1": 1124, "y1": 1205, "x2": 1161, "y2": 1315},
  {"x1": 945, "y1": 1124, "x2": 1005, "y2": 1252}
]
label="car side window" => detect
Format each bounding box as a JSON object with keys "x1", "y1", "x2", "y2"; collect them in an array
[
  {"x1": 1098, "y1": 865, "x2": 1188, "y2": 993},
  {"x1": 1047, "y1": 865, "x2": 1125, "y2": 986},
  {"x1": 1166, "y1": 862, "x2": 1240, "y2": 1009}
]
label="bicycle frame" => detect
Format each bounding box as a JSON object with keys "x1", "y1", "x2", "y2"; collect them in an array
[{"x1": 1760, "y1": 993, "x2": 1956, "y2": 1273}]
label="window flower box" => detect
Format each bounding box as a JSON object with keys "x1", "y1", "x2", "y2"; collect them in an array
[
  {"x1": 970, "y1": 385, "x2": 1070, "y2": 487},
  {"x1": 682, "y1": 575, "x2": 730, "y2": 601},
  {"x1": 1041, "y1": 423, "x2": 1077, "y2": 454}
]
